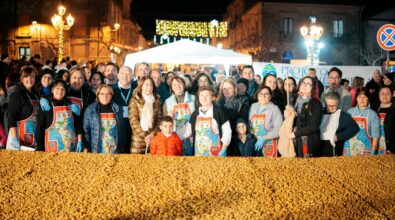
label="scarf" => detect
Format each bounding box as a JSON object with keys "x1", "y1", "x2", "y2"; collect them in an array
[
  {"x1": 294, "y1": 96, "x2": 310, "y2": 113},
  {"x1": 320, "y1": 109, "x2": 341, "y2": 148},
  {"x1": 140, "y1": 93, "x2": 155, "y2": 131}
]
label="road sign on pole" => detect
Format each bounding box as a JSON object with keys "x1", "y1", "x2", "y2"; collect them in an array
[{"x1": 377, "y1": 24, "x2": 395, "y2": 51}]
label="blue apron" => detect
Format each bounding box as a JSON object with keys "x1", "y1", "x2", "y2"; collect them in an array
[{"x1": 45, "y1": 105, "x2": 77, "y2": 152}]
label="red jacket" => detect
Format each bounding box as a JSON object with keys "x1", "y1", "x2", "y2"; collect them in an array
[{"x1": 150, "y1": 132, "x2": 182, "y2": 156}]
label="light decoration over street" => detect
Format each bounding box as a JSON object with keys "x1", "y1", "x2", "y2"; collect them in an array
[{"x1": 155, "y1": 19, "x2": 228, "y2": 38}]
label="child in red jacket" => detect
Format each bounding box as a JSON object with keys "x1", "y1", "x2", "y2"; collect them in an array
[{"x1": 150, "y1": 116, "x2": 182, "y2": 156}]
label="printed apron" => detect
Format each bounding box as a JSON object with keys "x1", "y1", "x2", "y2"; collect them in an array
[
  {"x1": 45, "y1": 105, "x2": 77, "y2": 152},
  {"x1": 194, "y1": 117, "x2": 221, "y2": 156},
  {"x1": 68, "y1": 90, "x2": 83, "y2": 110},
  {"x1": 99, "y1": 113, "x2": 118, "y2": 154},
  {"x1": 343, "y1": 111, "x2": 374, "y2": 156},
  {"x1": 6, "y1": 95, "x2": 39, "y2": 150},
  {"x1": 173, "y1": 103, "x2": 193, "y2": 156},
  {"x1": 250, "y1": 114, "x2": 277, "y2": 157},
  {"x1": 378, "y1": 113, "x2": 387, "y2": 155}
]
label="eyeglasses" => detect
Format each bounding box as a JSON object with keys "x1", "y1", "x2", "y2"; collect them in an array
[
  {"x1": 258, "y1": 93, "x2": 271, "y2": 97},
  {"x1": 301, "y1": 82, "x2": 313, "y2": 87}
]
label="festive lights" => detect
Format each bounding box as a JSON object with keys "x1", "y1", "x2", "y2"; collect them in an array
[
  {"x1": 300, "y1": 17, "x2": 324, "y2": 65},
  {"x1": 51, "y1": 5, "x2": 74, "y2": 63},
  {"x1": 156, "y1": 19, "x2": 228, "y2": 38}
]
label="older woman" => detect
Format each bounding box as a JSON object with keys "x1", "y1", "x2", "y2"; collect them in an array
[
  {"x1": 249, "y1": 86, "x2": 282, "y2": 157},
  {"x1": 129, "y1": 76, "x2": 162, "y2": 154},
  {"x1": 286, "y1": 76, "x2": 322, "y2": 158},
  {"x1": 320, "y1": 91, "x2": 359, "y2": 157},
  {"x1": 6, "y1": 65, "x2": 40, "y2": 150},
  {"x1": 178, "y1": 86, "x2": 231, "y2": 157},
  {"x1": 36, "y1": 80, "x2": 83, "y2": 152},
  {"x1": 216, "y1": 78, "x2": 250, "y2": 131},
  {"x1": 163, "y1": 76, "x2": 195, "y2": 155},
  {"x1": 376, "y1": 86, "x2": 394, "y2": 154},
  {"x1": 344, "y1": 88, "x2": 380, "y2": 156},
  {"x1": 83, "y1": 85, "x2": 125, "y2": 154}
]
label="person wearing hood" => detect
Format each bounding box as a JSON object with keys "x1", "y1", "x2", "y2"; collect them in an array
[
  {"x1": 320, "y1": 91, "x2": 359, "y2": 157},
  {"x1": 286, "y1": 76, "x2": 323, "y2": 158},
  {"x1": 34, "y1": 68, "x2": 54, "y2": 98},
  {"x1": 6, "y1": 65, "x2": 40, "y2": 150},
  {"x1": 249, "y1": 86, "x2": 283, "y2": 157},
  {"x1": 344, "y1": 88, "x2": 380, "y2": 156},
  {"x1": 237, "y1": 78, "x2": 250, "y2": 105}
]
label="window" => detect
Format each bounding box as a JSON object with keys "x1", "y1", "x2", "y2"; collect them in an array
[
  {"x1": 333, "y1": 20, "x2": 344, "y2": 37},
  {"x1": 19, "y1": 47, "x2": 30, "y2": 60},
  {"x1": 283, "y1": 18, "x2": 294, "y2": 35}
]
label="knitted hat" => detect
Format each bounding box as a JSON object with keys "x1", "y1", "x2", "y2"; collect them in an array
[{"x1": 237, "y1": 78, "x2": 249, "y2": 88}]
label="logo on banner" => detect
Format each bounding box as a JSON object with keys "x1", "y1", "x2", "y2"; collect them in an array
[
  {"x1": 261, "y1": 64, "x2": 277, "y2": 78},
  {"x1": 377, "y1": 24, "x2": 395, "y2": 51}
]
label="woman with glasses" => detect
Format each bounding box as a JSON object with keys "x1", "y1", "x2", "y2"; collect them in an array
[
  {"x1": 320, "y1": 91, "x2": 358, "y2": 157},
  {"x1": 375, "y1": 86, "x2": 395, "y2": 154},
  {"x1": 344, "y1": 88, "x2": 380, "y2": 156},
  {"x1": 248, "y1": 86, "x2": 283, "y2": 157},
  {"x1": 286, "y1": 76, "x2": 322, "y2": 158}
]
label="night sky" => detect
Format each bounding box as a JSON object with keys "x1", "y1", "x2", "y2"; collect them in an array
[{"x1": 131, "y1": 0, "x2": 383, "y2": 40}]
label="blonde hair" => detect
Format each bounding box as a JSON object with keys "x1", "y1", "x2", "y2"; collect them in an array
[
  {"x1": 96, "y1": 84, "x2": 114, "y2": 102},
  {"x1": 218, "y1": 77, "x2": 238, "y2": 100}
]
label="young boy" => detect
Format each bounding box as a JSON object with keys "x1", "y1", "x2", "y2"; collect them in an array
[
  {"x1": 150, "y1": 116, "x2": 182, "y2": 156},
  {"x1": 228, "y1": 118, "x2": 257, "y2": 156}
]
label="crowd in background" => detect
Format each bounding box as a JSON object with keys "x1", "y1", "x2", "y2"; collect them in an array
[{"x1": 0, "y1": 53, "x2": 394, "y2": 157}]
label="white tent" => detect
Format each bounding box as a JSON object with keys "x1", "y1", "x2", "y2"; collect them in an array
[{"x1": 123, "y1": 39, "x2": 252, "y2": 75}]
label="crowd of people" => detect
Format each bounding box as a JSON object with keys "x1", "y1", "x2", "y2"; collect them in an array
[{"x1": 0, "y1": 54, "x2": 394, "y2": 157}]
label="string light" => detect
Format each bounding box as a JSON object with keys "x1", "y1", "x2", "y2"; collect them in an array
[{"x1": 156, "y1": 19, "x2": 228, "y2": 38}]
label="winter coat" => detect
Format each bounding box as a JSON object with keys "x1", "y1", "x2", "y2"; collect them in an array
[
  {"x1": 216, "y1": 95, "x2": 249, "y2": 131},
  {"x1": 83, "y1": 102, "x2": 125, "y2": 153},
  {"x1": 128, "y1": 93, "x2": 162, "y2": 154},
  {"x1": 292, "y1": 96, "x2": 323, "y2": 157},
  {"x1": 150, "y1": 132, "x2": 182, "y2": 156},
  {"x1": 228, "y1": 133, "x2": 257, "y2": 156}
]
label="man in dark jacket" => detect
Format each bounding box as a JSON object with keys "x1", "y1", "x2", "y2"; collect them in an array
[
  {"x1": 149, "y1": 69, "x2": 170, "y2": 104},
  {"x1": 241, "y1": 65, "x2": 259, "y2": 99},
  {"x1": 320, "y1": 91, "x2": 359, "y2": 156},
  {"x1": 365, "y1": 69, "x2": 382, "y2": 111}
]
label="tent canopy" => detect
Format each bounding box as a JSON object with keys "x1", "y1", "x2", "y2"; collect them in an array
[{"x1": 123, "y1": 39, "x2": 252, "y2": 74}]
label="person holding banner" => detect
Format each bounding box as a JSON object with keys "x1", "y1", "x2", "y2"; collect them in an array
[
  {"x1": 287, "y1": 76, "x2": 322, "y2": 158},
  {"x1": 6, "y1": 65, "x2": 40, "y2": 150},
  {"x1": 344, "y1": 88, "x2": 380, "y2": 156},
  {"x1": 249, "y1": 86, "x2": 282, "y2": 157},
  {"x1": 36, "y1": 80, "x2": 83, "y2": 152},
  {"x1": 376, "y1": 86, "x2": 394, "y2": 154}
]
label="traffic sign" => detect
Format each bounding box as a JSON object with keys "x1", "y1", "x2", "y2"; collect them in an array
[{"x1": 377, "y1": 24, "x2": 395, "y2": 51}]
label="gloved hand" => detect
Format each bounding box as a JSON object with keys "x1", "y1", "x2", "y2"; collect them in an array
[
  {"x1": 218, "y1": 147, "x2": 227, "y2": 157},
  {"x1": 76, "y1": 140, "x2": 83, "y2": 152},
  {"x1": 40, "y1": 98, "x2": 51, "y2": 111},
  {"x1": 7, "y1": 137, "x2": 21, "y2": 150},
  {"x1": 70, "y1": 103, "x2": 81, "y2": 116},
  {"x1": 254, "y1": 137, "x2": 266, "y2": 151}
]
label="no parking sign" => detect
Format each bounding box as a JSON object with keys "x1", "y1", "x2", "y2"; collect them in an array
[{"x1": 377, "y1": 24, "x2": 395, "y2": 51}]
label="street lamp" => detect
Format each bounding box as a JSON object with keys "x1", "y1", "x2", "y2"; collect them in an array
[
  {"x1": 300, "y1": 16, "x2": 323, "y2": 65},
  {"x1": 32, "y1": 21, "x2": 41, "y2": 57},
  {"x1": 51, "y1": 5, "x2": 74, "y2": 63}
]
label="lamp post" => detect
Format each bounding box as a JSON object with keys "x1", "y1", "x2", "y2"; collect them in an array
[
  {"x1": 32, "y1": 21, "x2": 41, "y2": 57},
  {"x1": 300, "y1": 16, "x2": 323, "y2": 65},
  {"x1": 51, "y1": 5, "x2": 74, "y2": 63}
]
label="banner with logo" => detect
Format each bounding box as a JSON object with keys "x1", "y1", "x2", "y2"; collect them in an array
[{"x1": 253, "y1": 62, "x2": 380, "y2": 86}]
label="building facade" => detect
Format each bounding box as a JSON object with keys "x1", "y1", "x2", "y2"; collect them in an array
[
  {"x1": 0, "y1": 0, "x2": 147, "y2": 65},
  {"x1": 222, "y1": 0, "x2": 364, "y2": 65}
]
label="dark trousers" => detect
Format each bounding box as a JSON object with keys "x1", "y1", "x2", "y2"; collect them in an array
[{"x1": 321, "y1": 140, "x2": 344, "y2": 157}]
